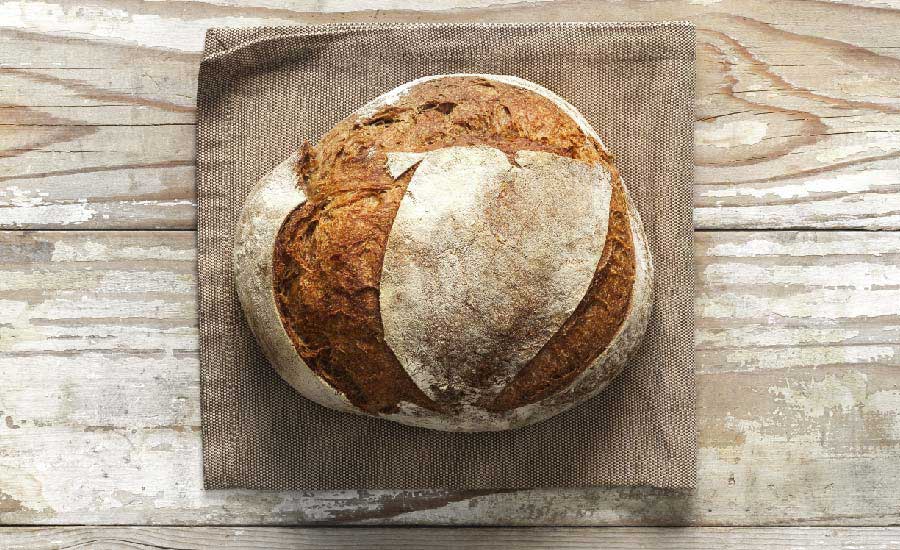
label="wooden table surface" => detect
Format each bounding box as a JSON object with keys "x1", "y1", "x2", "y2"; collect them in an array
[{"x1": 2, "y1": 0, "x2": 900, "y2": 547}]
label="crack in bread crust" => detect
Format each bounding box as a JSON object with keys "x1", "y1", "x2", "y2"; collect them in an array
[{"x1": 271, "y1": 76, "x2": 635, "y2": 415}]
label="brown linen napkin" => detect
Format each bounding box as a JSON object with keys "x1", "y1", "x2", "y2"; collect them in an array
[{"x1": 197, "y1": 21, "x2": 696, "y2": 490}]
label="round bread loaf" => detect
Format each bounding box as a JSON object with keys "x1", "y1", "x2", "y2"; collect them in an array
[{"x1": 233, "y1": 74, "x2": 653, "y2": 431}]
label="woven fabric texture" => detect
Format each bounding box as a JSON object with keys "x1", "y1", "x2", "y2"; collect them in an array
[{"x1": 197, "y1": 21, "x2": 696, "y2": 490}]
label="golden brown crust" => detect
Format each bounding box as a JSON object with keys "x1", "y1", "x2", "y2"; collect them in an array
[{"x1": 271, "y1": 76, "x2": 635, "y2": 414}]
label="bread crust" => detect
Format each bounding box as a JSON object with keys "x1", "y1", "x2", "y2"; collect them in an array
[
  {"x1": 232, "y1": 153, "x2": 356, "y2": 414},
  {"x1": 235, "y1": 74, "x2": 653, "y2": 431},
  {"x1": 380, "y1": 146, "x2": 614, "y2": 410}
]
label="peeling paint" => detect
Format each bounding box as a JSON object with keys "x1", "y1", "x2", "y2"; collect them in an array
[
  {"x1": 718, "y1": 345, "x2": 895, "y2": 372},
  {"x1": 771, "y1": 371, "x2": 864, "y2": 418},
  {"x1": 0, "y1": 202, "x2": 96, "y2": 226},
  {"x1": 701, "y1": 170, "x2": 899, "y2": 200},
  {"x1": 0, "y1": 491, "x2": 24, "y2": 514},
  {"x1": 0, "y1": 467, "x2": 51, "y2": 519},
  {"x1": 815, "y1": 135, "x2": 900, "y2": 164},
  {"x1": 50, "y1": 241, "x2": 196, "y2": 262},
  {"x1": 703, "y1": 262, "x2": 900, "y2": 289},
  {"x1": 696, "y1": 120, "x2": 768, "y2": 148},
  {"x1": 698, "y1": 289, "x2": 900, "y2": 319},
  {"x1": 1, "y1": 186, "x2": 97, "y2": 226},
  {"x1": 696, "y1": 326, "x2": 863, "y2": 349},
  {"x1": 0, "y1": 270, "x2": 195, "y2": 293},
  {"x1": 705, "y1": 236, "x2": 900, "y2": 258},
  {"x1": 694, "y1": 196, "x2": 900, "y2": 230}
]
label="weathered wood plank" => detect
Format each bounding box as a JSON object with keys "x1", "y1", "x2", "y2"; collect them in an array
[
  {"x1": 3, "y1": 0, "x2": 900, "y2": 229},
  {"x1": 0, "y1": 230, "x2": 898, "y2": 525},
  {"x1": 3, "y1": 526, "x2": 900, "y2": 549},
  {"x1": 0, "y1": 27, "x2": 198, "y2": 229}
]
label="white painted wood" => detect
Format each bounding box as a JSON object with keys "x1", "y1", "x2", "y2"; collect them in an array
[
  {"x1": 1, "y1": 0, "x2": 552, "y2": 52},
  {"x1": 3, "y1": 526, "x2": 900, "y2": 549},
  {"x1": 1, "y1": 230, "x2": 897, "y2": 525},
  {"x1": 3, "y1": 0, "x2": 900, "y2": 533},
  {"x1": 2, "y1": 0, "x2": 900, "y2": 229}
]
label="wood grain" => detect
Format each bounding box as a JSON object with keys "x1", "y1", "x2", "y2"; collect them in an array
[
  {"x1": 2, "y1": 0, "x2": 900, "y2": 229},
  {"x1": 1, "y1": 230, "x2": 897, "y2": 525},
  {"x1": 3, "y1": 0, "x2": 900, "y2": 534},
  {"x1": 3, "y1": 526, "x2": 900, "y2": 549}
]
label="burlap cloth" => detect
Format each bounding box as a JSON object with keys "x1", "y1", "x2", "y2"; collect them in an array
[{"x1": 197, "y1": 22, "x2": 696, "y2": 490}]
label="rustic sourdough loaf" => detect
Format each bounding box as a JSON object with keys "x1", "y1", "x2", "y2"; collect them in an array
[{"x1": 233, "y1": 74, "x2": 653, "y2": 431}]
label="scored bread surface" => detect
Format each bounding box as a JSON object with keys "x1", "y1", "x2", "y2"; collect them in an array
[
  {"x1": 380, "y1": 146, "x2": 613, "y2": 408},
  {"x1": 236, "y1": 74, "x2": 652, "y2": 431}
]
